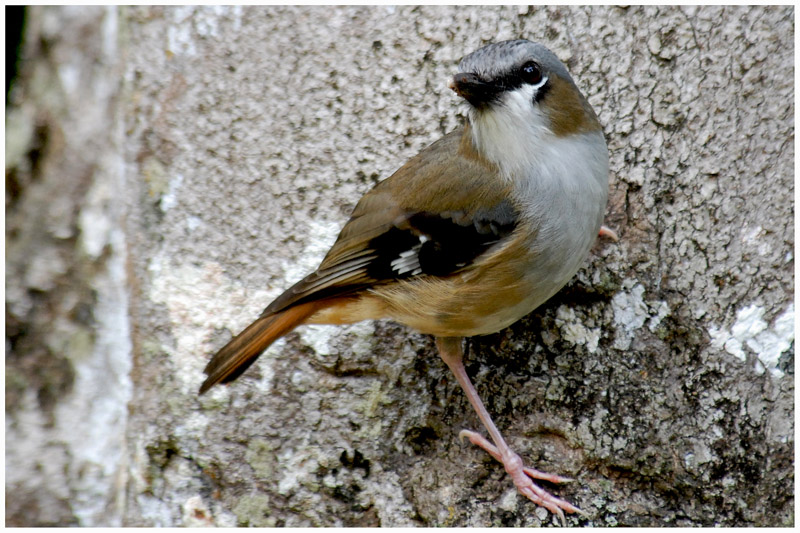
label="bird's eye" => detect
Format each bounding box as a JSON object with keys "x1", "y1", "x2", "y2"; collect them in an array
[{"x1": 520, "y1": 61, "x2": 543, "y2": 85}]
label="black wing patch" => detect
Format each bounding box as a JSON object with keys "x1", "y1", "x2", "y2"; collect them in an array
[
  {"x1": 263, "y1": 199, "x2": 518, "y2": 315},
  {"x1": 367, "y1": 200, "x2": 518, "y2": 279}
]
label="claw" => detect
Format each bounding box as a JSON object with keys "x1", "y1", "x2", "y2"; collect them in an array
[
  {"x1": 524, "y1": 465, "x2": 574, "y2": 485},
  {"x1": 459, "y1": 428, "x2": 585, "y2": 525},
  {"x1": 599, "y1": 225, "x2": 619, "y2": 241},
  {"x1": 458, "y1": 429, "x2": 474, "y2": 444}
]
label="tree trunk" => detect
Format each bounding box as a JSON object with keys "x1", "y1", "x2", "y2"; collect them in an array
[{"x1": 6, "y1": 5, "x2": 793, "y2": 526}]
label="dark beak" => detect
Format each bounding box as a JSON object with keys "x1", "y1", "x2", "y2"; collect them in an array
[{"x1": 449, "y1": 72, "x2": 500, "y2": 108}]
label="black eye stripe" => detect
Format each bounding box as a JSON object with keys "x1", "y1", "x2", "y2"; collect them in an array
[
  {"x1": 489, "y1": 61, "x2": 546, "y2": 93},
  {"x1": 456, "y1": 60, "x2": 550, "y2": 108}
]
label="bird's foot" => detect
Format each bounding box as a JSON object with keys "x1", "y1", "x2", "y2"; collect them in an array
[
  {"x1": 459, "y1": 429, "x2": 584, "y2": 526},
  {"x1": 599, "y1": 225, "x2": 619, "y2": 241}
]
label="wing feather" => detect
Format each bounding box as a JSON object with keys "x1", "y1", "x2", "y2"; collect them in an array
[{"x1": 264, "y1": 126, "x2": 518, "y2": 315}]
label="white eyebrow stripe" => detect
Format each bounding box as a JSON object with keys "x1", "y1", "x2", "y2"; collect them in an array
[{"x1": 531, "y1": 75, "x2": 548, "y2": 91}]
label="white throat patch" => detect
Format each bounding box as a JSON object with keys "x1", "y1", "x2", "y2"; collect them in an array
[{"x1": 468, "y1": 80, "x2": 553, "y2": 179}]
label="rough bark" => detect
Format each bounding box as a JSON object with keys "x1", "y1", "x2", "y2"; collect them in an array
[{"x1": 5, "y1": 5, "x2": 793, "y2": 527}]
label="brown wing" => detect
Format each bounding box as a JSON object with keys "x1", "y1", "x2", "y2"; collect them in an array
[{"x1": 263, "y1": 126, "x2": 516, "y2": 315}]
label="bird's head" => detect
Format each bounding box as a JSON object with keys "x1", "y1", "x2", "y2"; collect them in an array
[
  {"x1": 449, "y1": 40, "x2": 604, "y2": 179},
  {"x1": 450, "y1": 39, "x2": 601, "y2": 139}
]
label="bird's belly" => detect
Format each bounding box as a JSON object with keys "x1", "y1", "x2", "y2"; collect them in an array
[{"x1": 370, "y1": 275, "x2": 550, "y2": 337}]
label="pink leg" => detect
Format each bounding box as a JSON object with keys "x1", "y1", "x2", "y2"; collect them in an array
[
  {"x1": 436, "y1": 337, "x2": 584, "y2": 526},
  {"x1": 599, "y1": 225, "x2": 619, "y2": 241},
  {"x1": 458, "y1": 429, "x2": 573, "y2": 484}
]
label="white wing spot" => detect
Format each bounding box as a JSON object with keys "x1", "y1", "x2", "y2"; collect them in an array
[
  {"x1": 389, "y1": 234, "x2": 430, "y2": 276},
  {"x1": 390, "y1": 243, "x2": 423, "y2": 275}
]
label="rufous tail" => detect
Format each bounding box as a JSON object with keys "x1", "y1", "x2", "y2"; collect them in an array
[{"x1": 199, "y1": 300, "x2": 324, "y2": 394}]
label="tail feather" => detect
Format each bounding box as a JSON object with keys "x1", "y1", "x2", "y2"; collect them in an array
[{"x1": 199, "y1": 300, "x2": 324, "y2": 394}]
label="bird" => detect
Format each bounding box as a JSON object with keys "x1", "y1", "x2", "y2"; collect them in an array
[{"x1": 200, "y1": 39, "x2": 613, "y2": 524}]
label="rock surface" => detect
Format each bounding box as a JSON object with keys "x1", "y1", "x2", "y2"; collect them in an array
[{"x1": 6, "y1": 5, "x2": 793, "y2": 526}]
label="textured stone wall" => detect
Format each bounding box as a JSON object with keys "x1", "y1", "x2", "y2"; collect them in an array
[{"x1": 6, "y1": 5, "x2": 793, "y2": 526}]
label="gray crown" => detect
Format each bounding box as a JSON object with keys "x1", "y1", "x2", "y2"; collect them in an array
[{"x1": 458, "y1": 40, "x2": 575, "y2": 86}]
